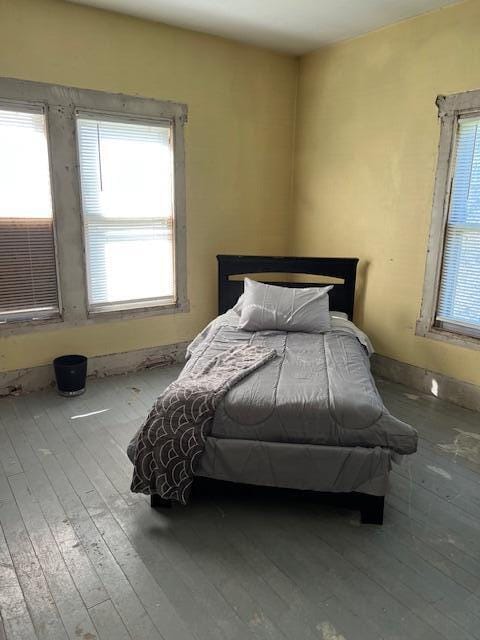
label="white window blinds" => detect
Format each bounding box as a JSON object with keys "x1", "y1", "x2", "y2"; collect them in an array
[
  {"x1": 0, "y1": 105, "x2": 59, "y2": 323},
  {"x1": 436, "y1": 116, "x2": 480, "y2": 333},
  {"x1": 76, "y1": 114, "x2": 175, "y2": 312}
]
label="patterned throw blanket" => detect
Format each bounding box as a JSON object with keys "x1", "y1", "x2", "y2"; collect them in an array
[{"x1": 127, "y1": 344, "x2": 276, "y2": 504}]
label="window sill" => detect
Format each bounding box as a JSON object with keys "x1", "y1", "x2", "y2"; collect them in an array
[
  {"x1": 0, "y1": 300, "x2": 190, "y2": 337},
  {"x1": 87, "y1": 299, "x2": 190, "y2": 322},
  {"x1": 0, "y1": 315, "x2": 64, "y2": 337},
  {"x1": 415, "y1": 320, "x2": 480, "y2": 351}
]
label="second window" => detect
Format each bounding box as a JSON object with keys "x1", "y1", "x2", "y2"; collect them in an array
[{"x1": 76, "y1": 112, "x2": 176, "y2": 314}]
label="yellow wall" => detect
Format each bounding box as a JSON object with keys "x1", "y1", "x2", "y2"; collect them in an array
[
  {"x1": 293, "y1": 0, "x2": 480, "y2": 387},
  {"x1": 0, "y1": 0, "x2": 297, "y2": 372},
  {"x1": 2, "y1": 0, "x2": 480, "y2": 388}
]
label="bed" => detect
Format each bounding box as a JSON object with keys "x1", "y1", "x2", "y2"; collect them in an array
[{"x1": 143, "y1": 255, "x2": 418, "y2": 524}]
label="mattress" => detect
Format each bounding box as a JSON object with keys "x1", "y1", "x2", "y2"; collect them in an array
[
  {"x1": 196, "y1": 437, "x2": 393, "y2": 496},
  {"x1": 183, "y1": 311, "x2": 417, "y2": 455}
]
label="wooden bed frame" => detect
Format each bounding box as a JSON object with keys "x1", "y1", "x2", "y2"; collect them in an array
[
  {"x1": 151, "y1": 254, "x2": 385, "y2": 524},
  {"x1": 217, "y1": 254, "x2": 358, "y2": 320}
]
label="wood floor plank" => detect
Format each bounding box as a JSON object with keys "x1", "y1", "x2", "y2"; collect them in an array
[
  {"x1": 350, "y1": 494, "x2": 480, "y2": 592},
  {"x1": 414, "y1": 439, "x2": 480, "y2": 489},
  {"x1": 7, "y1": 473, "x2": 99, "y2": 640},
  {"x1": 387, "y1": 491, "x2": 480, "y2": 580},
  {"x1": 1, "y1": 410, "x2": 109, "y2": 610},
  {"x1": 56, "y1": 508, "x2": 164, "y2": 640},
  {"x1": 170, "y1": 506, "x2": 298, "y2": 640},
  {"x1": 390, "y1": 473, "x2": 480, "y2": 559},
  {"x1": 90, "y1": 508, "x2": 198, "y2": 640},
  {"x1": 184, "y1": 500, "x2": 362, "y2": 640},
  {"x1": 203, "y1": 512, "x2": 340, "y2": 637},
  {"x1": 136, "y1": 500, "x2": 283, "y2": 638},
  {"x1": 0, "y1": 470, "x2": 68, "y2": 640},
  {"x1": 0, "y1": 523, "x2": 37, "y2": 640},
  {"x1": 304, "y1": 505, "x2": 480, "y2": 640},
  {"x1": 218, "y1": 499, "x2": 377, "y2": 638},
  {"x1": 215, "y1": 495, "x2": 385, "y2": 640},
  {"x1": 109, "y1": 499, "x2": 259, "y2": 640},
  {"x1": 223, "y1": 496, "x2": 436, "y2": 640},
  {"x1": 87, "y1": 600, "x2": 132, "y2": 640},
  {"x1": 393, "y1": 453, "x2": 480, "y2": 520},
  {"x1": 0, "y1": 423, "x2": 22, "y2": 478},
  {"x1": 49, "y1": 396, "x2": 135, "y2": 505},
  {"x1": 273, "y1": 508, "x2": 448, "y2": 640}
]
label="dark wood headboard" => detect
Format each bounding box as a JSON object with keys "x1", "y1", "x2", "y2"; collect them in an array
[{"x1": 217, "y1": 255, "x2": 359, "y2": 320}]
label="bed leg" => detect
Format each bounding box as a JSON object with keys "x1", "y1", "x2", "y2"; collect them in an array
[
  {"x1": 150, "y1": 494, "x2": 172, "y2": 509},
  {"x1": 359, "y1": 494, "x2": 384, "y2": 525}
]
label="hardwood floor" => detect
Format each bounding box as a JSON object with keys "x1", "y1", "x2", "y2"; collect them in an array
[{"x1": 0, "y1": 366, "x2": 479, "y2": 640}]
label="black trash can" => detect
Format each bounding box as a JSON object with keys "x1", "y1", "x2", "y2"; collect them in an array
[{"x1": 53, "y1": 354, "x2": 87, "y2": 397}]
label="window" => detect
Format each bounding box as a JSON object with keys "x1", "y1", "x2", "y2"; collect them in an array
[
  {"x1": 0, "y1": 77, "x2": 187, "y2": 333},
  {"x1": 77, "y1": 114, "x2": 175, "y2": 313},
  {"x1": 0, "y1": 104, "x2": 59, "y2": 323},
  {"x1": 418, "y1": 90, "x2": 480, "y2": 346},
  {"x1": 436, "y1": 116, "x2": 480, "y2": 335}
]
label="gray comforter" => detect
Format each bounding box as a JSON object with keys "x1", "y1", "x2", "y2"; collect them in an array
[{"x1": 183, "y1": 311, "x2": 418, "y2": 455}]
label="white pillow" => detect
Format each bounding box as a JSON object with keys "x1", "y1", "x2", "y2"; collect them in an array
[
  {"x1": 232, "y1": 293, "x2": 245, "y2": 314},
  {"x1": 238, "y1": 278, "x2": 332, "y2": 333},
  {"x1": 231, "y1": 293, "x2": 346, "y2": 320}
]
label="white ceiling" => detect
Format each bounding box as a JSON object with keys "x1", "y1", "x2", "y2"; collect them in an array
[{"x1": 69, "y1": 0, "x2": 462, "y2": 55}]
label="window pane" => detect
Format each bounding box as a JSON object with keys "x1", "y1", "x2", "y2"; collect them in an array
[
  {"x1": 76, "y1": 116, "x2": 175, "y2": 310},
  {"x1": 437, "y1": 117, "x2": 480, "y2": 330},
  {"x1": 0, "y1": 107, "x2": 59, "y2": 321},
  {"x1": 86, "y1": 222, "x2": 174, "y2": 305}
]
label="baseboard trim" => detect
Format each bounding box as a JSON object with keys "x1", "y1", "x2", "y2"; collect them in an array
[
  {"x1": 371, "y1": 353, "x2": 480, "y2": 413},
  {"x1": 0, "y1": 341, "x2": 189, "y2": 396}
]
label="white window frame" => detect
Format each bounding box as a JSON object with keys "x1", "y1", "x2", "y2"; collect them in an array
[
  {"x1": 75, "y1": 109, "x2": 178, "y2": 315},
  {"x1": 0, "y1": 77, "x2": 188, "y2": 336},
  {"x1": 417, "y1": 89, "x2": 480, "y2": 351}
]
